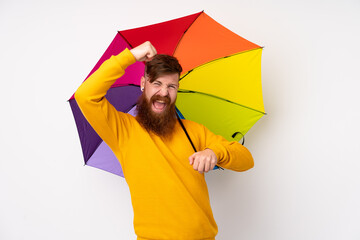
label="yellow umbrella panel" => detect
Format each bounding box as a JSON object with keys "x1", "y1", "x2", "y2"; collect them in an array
[{"x1": 176, "y1": 48, "x2": 264, "y2": 142}]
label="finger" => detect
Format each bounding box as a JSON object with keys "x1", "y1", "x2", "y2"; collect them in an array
[
  {"x1": 145, "y1": 50, "x2": 157, "y2": 61},
  {"x1": 197, "y1": 159, "x2": 205, "y2": 174},
  {"x1": 210, "y1": 159, "x2": 216, "y2": 170},
  {"x1": 144, "y1": 55, "x2": 153, "y2": 62},
  {"x1": 204, "y1": 159, "x2": 211, "y2": 173},
  {"x1": 192, "y1": 157, "x2": 200, "y2": 171},
  {"x1": 145, "y1": 44, "x2": 157, "y2": 61},
  {"x1": 189, "y1": 155, "x2": 195, "y2": 165}
]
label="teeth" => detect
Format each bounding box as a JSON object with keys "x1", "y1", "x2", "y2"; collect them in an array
[{"x1": 156, "y1": 100, "x2": 165, "y2": 103}]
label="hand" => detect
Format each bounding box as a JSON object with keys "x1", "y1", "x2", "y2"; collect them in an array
[
  {"x1": 130, "y1": 41, "x2": 157, "y2": 62},
  {"x1": 189, "y1": 149, "x2": 218, "y2": 174}
]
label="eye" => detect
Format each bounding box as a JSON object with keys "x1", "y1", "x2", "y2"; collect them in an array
[
  {"x1": 153, "y1": 81, "x2": 161, "y2": 86},
  {"x1": 169, "y1": 85, "x2": 178, "y2": 90}
]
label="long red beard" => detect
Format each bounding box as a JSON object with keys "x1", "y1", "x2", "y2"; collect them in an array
[{"x1": 136, "y1": 93, "x2": 177, "y2": 138}]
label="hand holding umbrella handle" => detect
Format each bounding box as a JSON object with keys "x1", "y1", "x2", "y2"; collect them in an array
[
  {"x1": 189, "y1": 149, "x2": 218, "y2": 174},
  {"x1": 130, "y1": 41, "x2": 157, "y2": 62}
]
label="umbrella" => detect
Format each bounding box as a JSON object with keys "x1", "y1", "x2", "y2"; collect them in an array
[{"x1": 68, "y1": 11, "x2": 265, "y2": 177}]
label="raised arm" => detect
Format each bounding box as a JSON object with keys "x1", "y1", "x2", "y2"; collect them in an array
[{"x1": 74, "y1": 41, "x2": 157, "y2": 150}]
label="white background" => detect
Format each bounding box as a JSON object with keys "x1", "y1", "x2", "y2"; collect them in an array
[{"x1": 1, "y1": 0, "x2": 359, "y2": 239}]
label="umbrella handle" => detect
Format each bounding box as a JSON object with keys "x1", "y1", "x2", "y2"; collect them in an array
[{"x1": 232, "y1": 132, "x2": 245, "y2": 145}]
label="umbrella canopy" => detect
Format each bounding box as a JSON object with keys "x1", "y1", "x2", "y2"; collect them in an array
[{"x1": 69, "y1": 11, "x2": 265, "y2": 177}]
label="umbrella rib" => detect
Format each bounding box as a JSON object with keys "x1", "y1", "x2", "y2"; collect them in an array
[
  {"x1": 172, "y1": 11, "x2": 204, "y2": 56},
  {"x1": 179, "y1": 47, "x2": 263, "y2": 81},
  {"x1": 177, "y1": 89, "x2": 266, "y2": 115},
  {"x1": 118, "y1": 31, "x2": 134, "y2": 49}
]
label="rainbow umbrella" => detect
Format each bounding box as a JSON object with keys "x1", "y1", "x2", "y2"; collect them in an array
[{"x1": 69, "y1": 11, "x2": 265, "y2": 177}]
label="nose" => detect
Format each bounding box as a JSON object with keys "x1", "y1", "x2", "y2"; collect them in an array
[{"x1": 157, "y1": 85, "x2": 169, "y2": 96}]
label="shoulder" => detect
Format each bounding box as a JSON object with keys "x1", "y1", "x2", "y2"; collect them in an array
[
  {"x1": 120, "y1": 112, "x2": 136, "y2": 119},
  {"x1": 181, "y1": 119, "x2": 206, "y2": 133},
  {"x1": 181, "y1": 119, "x2": 202, "y2": 127},
  {"x1": 117, "y1": 111, "x2": 139, "y2": 126}
]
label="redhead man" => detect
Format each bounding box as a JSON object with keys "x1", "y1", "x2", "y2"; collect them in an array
[{"x1": 75, "y1": 41, "x2": 254, "y2": 240}]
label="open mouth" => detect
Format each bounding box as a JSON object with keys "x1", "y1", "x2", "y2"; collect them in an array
[
  {"x1": 151, "y1": 96, "x2": 170, "y2": 113},
  {"x1": 152, "y1": 100, "x2": 167, "y2": 112}
]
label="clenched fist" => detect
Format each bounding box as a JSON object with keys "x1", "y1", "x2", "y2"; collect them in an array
[
  {"x1": 130, "y1": 41, "x2": 157, "y2": 62},
  {"x1": 189, "y1": 149, "x2": 218, "y2": 174}
]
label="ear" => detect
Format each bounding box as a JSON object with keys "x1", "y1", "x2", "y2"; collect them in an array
[{"x1": 140, "y1": 76, "x2": 145, "y2": 90}]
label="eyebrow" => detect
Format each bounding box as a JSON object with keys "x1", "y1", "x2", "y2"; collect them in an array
[{"x1": 152, "y1": 81, "x2": 178, "y2": 87}]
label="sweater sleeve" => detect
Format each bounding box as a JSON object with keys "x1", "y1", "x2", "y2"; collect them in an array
[
  {"x1": 74, "y1": 48, "x2": 137, "y2": 152},
  {"x1": 202, "y1": 125, "x2": 254, "y2": 172}
]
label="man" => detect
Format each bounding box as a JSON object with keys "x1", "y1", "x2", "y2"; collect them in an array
[{"x1": 75, "y1": 41, "x2": 254, "y2": 240}]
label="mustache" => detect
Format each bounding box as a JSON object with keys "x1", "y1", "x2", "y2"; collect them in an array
[{"x1": 150, "y1": 94, "x2": 171, "y2": 105}]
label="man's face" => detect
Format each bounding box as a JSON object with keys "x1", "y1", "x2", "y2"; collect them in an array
[
  {"x1": 136, "y1": 73, "x2": 179, "y2": 137},
  {"x1": 140, "y1": 73, "x2": 179, "y2": 114}
]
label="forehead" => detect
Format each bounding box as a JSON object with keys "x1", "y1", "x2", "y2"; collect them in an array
[{"x1": 149, "y1": 73, "x2": 179, "y2": 85}]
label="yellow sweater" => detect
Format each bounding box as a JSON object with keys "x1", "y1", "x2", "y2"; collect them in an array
[{"x1": 75, "y1": 49, "x2": 254, "y2": 240}]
